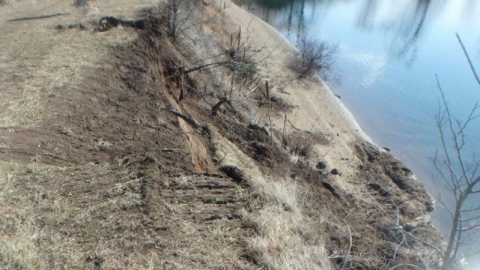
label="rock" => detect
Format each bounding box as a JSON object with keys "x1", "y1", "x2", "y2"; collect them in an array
[
  {"x1": 121, "y1": 156, "x2": 131, "y2": 165},
  {"x1": 282, "y1": 203, "x2": 293, "y2": 212},
  {"x1": 250, "y1": 142, "x2": 270, "y2": 160},
  {"x1": 330, "y1": 168, "x2": 340, "y2": 175},
  {"x1": 143, "y1": 155, "x2": 156, "y2": 164},
  {"x1": 399, "y1": 201, "x2": 418, "y2": 218},
  {"x1": 316, "y1": 161, "x2": 327, "y2": 170},
  {"x1": 426, "y1": 201, "x2": 436, "y2": 212},
  {"x1": 367, "y1": 182, "x2": 382, "y2": 191},
  {"x1": 129, "y1": 171, "x2": 145, "y2": 179},
  {"x1": 220, "y1": 166, "x2": 246, "y2": 186},
  {"x1": 322, "y1": 181, "x2": 341, "y2": 199}
]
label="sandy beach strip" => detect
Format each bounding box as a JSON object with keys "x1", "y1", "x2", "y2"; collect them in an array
[{"x1": 220, "y1": 0, "x2": 376, "y2": 185}]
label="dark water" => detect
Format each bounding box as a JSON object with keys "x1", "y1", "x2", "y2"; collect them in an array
[{"x1": 234, "y1": 0, "x2": 480, "y2": 268}]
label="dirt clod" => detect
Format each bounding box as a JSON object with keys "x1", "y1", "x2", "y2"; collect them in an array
[{"x1": 330, "y1": 168, "x2": 339, "y2": 175}]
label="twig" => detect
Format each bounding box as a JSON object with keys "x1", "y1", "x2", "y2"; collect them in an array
[
  {"x1": 341, "y1": 218, "x2": 353, "y2": 270},
  {"x1": 287, "y1": 120, "x2": 302, "y2": 131},
  {"x1": 389, "y1": 264, "x2": 424, "y2": 270}
]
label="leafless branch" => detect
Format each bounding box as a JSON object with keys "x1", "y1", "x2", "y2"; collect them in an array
[{"x1": 456, "y1": 33, "x2": 480, "y2": 87}]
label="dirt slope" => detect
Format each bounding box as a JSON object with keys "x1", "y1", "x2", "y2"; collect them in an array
[{"x1": 0, "y1": 0, "x2": 444, "y2": 269}]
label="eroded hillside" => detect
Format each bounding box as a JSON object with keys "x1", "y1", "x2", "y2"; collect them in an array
[{"x1": 0, "y1": 0, "x2": 444, "y2": 269}]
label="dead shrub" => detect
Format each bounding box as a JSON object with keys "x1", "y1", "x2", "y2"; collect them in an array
[
  {"x1": 283, "y1": 130, "x2": 330, "y2": 157},
  {"x1": 255, "y1": 94, "x2": 294, "y2": 112},
  {"x1": 159, "y1": 0, "x2": 202, "y2": 43},
  {"x1": 285, "y1": 131, "x2": 315, "y2": 157},
  {"x1": 289, "y1": 38, "x2": 337, "y2": 79}
]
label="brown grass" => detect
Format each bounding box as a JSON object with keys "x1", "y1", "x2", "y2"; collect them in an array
[
  {"x1": 0, "y1": 0, "x2": 147, "y2": 129},
  {"x1": 0, "y1": 162, "x2": 152, "y2": 268},
  {"x1": 244, "y1": 177, "x2": 332, "y2": 270}
]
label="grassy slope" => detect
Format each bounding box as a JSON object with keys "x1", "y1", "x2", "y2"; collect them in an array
[{"x1": 0, "y1": 0, "x2": 443, "y2": 269}]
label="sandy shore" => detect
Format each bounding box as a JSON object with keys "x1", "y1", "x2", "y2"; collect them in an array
[
  {"x1": 221, "y1": 0, "x2": 377, "y2": 193},
  {"x1": 223, "y1": 0, "x2": 369, "y2": 134}
]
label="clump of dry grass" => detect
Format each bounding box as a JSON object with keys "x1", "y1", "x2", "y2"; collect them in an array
[
  {"x1": 73, "y1": 0, "x2": 89, "y2": 7},
  {"x1": 287, "y1": 131, "x2": 315, "y2": 157},
  {"x1": 283, "y1": 130, "x2": 329, "y2": 158}
]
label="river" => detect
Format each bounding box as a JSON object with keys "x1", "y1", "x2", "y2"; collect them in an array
[{"x1": 233, "y1": 0, "x2": 480, "y2": 268}]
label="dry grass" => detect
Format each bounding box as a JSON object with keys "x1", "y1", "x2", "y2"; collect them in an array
[
  {"x1": 0, "y1": 161, "x2": 233, "y2": 269},
  {"x1": 0, "y1": 163, "x2": 79, "y2": 268},
  {"x1": 0, "y1": 163, "x2": 128, "y2": 268},
  {"x1": 242, "y1": 177, "x2": 332, "y2": 270},
  {"x1": 0, "y1": 5, "x2": 155, "y2": 261},
  {"x1": 0, "y1": 0, "x2": 149, "y2": 129},
  {"x1": 0, "y1": 1, "x2": 256, "y2": 267}
]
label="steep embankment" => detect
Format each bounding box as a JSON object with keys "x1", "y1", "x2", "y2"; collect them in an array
[{"x1": 0, "y1": 0, "x2": 443, "y2": 269}]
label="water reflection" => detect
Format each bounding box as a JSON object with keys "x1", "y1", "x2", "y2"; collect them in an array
[
  {"x1": 234, "y1": 0, "x2": 479, "y2": 65},
  {"x1": 385, "y1": 1, "x2": 427, "y2": 66}
]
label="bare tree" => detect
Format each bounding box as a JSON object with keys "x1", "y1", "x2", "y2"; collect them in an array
[
  {"x1": 434, "y1": 76, "x2": 480, "y2": 270},
  {"x1": 433, "y1": 33, "x2": 480, "y2": 270},
  {"x1": 160, "y1": 0, "x2": 202, "y2": 43},
  {"x1": 340, "y1": 33, "x2": 480, "y2": 270},
  {"x1": 289, "y1": 38, "x2": 337, "y2": 79}
]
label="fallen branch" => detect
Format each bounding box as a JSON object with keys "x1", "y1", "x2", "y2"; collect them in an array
[
  {"x1": 96, "y1": 16, "x2": 145, "y2": 32},
  {"x1": 211, "y1": 97, "x2": 230, "y2": 116},
  {"x1": 166, "y1": 109, "x2": 200, "y2": 128},
  {"x1": 7, "y1": 12, "x2": 69, "y2": 22}
]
